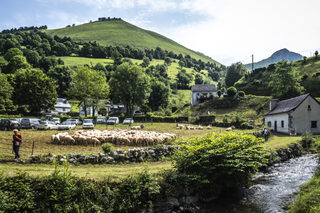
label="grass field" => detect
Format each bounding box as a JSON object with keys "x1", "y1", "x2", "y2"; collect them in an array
[
  {"x1": 47, "y1": 20, "x2": 219, "y2": 65},
  {"x1": 0, "y1": 123, "x2": 303, "y2": 180},
  {"x1": 59, "y1": 56, "x2": 113, "y2": 67}
]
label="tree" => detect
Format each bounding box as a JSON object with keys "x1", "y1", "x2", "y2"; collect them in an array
[
  {"x1": 4, "y1": 48, "x2": 23, "y2": 61},
  {"x1": 0, "y1": 73, "x2": 14, "y2": 113},
  {"x1": 195, "y1": 73, "x2": 204, "y2": 84},
  {"x1": 141, "y1": 57, "x2": 150, "y2": 68},
  {"x1": 269, "y1": 61, "x2": 304, "y2": 100},
  {"x1": 148, "y1": 79, "x2": 171, "y2": 111},
  {"x1": 4, "y1": 55, "x2": 30, "y2": 74},
  {"x1": 13, "y1": 68, "x2": 57, "y2": 114},
  {"x1": 47, "y1": 66, "x2": 72, "y2": 98},
  {"x1": 24, "y1": 49, "x2": 40, "y2": 67},
  {"x1": 176, "y1": 69, "x2": 192, "y2": 89},
  {"x1": 217, "y1": 90, "x2": 222, "y2": 97},
  {"x1": 315, "y1": 50, "x2": 319, "y2": 58},
  {"x1": 225, "y1": 62, "x2": 247, "y2": 87},
  {"x1": 68, "y1": 66, "x2": 109, "y2": 117},
  {"x1": 109, "y1": 63, "x2": 150, "y2": 117}
]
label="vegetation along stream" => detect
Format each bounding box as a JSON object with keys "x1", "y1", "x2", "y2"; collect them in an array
[{"x1": 210, "y1": 154, "x2": 318, "y2": 213}]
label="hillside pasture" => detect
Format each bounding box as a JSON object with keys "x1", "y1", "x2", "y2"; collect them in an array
[{"x1": 59, "y1": 56, "x2": 113, "y2": 67}]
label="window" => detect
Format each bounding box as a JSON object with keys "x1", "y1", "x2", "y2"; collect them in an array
[
  {"x1": 308, "y1": 105, "x2": 311, "y2": 111},
  {"x1": 281, "y1": 120, "x2": 284, "y2": 128},
  {"x1": 267, "y1": 121, "x2": 271, "y2": 127},
  {"x1": 311, "y1": 121, "x2": 317, "y2": 128}
]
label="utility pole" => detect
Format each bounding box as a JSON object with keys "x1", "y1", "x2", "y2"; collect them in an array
[{"x1": 251, "y1": 54, "x2": 254, "y2": 71}]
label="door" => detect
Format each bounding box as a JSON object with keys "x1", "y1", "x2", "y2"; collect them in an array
[{"x1": 274, "y1": 120, "x2": 277, "y2": 132}]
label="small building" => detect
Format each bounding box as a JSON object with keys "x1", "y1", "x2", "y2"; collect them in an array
[
  {"x1": 264, "y1": 94, "x2": 320, "y2": 134},
  {"x1": 191, "y1": 84, "x2": 218, "y2": 105},
  {"x1": 52, "y1": 98, "x2": 71, "y2": 115}
]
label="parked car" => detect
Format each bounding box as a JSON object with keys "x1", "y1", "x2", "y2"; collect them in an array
[
  {"x1": 96, "y1": 116, "x2": 107, "y2": 124},
  {"x1": 107, "y1": 117, "x2": 119, "y2": 125},
  {"x1": 51, "y1": 117, "x2": 61, "y2": 125},
  {"x1": 66, "y1": 119, "x2": 78, "y2": 125},
  {"x1": 134, "y1": 110, "x2": 144, "y2": 115},
  {"x1": 37, "y1": 121, "x2": 58, "y2": 130},
  {"x1": 58, "y1": 121, "x2": 76, "y2": 130},
  {"x1": 0, "y1": 119, "x2": 21, "y2": 131},
  {"x1": 20, "y1": 118, "x2": 41, "y2": 129},
  {"x1": 82, "y1": 119, "x2": 94, "y2": 129},
  {"x1": 123, "y1": 118, "x2": 134, "y2": 125}
]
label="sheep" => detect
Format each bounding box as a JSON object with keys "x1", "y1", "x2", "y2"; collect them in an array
[
  {"x1": 207, "y1": 125, "x2": 212, "y2": 130},
  {"x1": 226, "y1": 126, "x2": 235, "y2": 131},
  {"x1": 176, "y1": 123, "x2": 184, "y2": 129},
  {"x1": 196, "y1": 125, "x2": 203, "y2": 130}
]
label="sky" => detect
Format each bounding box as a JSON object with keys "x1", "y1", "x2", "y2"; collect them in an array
[{"x1": 1, "y1": 0, "x2": 319, "y2": 65}]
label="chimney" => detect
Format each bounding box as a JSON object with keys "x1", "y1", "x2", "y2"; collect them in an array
[{"x1": 270, "y1": 99, "x2": 278, "y2": 111}]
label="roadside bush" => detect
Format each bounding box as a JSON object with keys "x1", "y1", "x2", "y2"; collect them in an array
[
  {"x1": 173, "y1": 132, "x2": 270, "y2": 191},
  {"x1": 102, "y1": 143, "x2": 114, "y2": 154}
]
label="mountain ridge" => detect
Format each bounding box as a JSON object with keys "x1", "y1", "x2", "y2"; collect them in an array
[{"x1": 245, "y1": 48, "x2": 302, "y2": 70}]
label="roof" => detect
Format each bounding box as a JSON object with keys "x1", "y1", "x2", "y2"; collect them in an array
[
  {"x1": 55, "y1": 98, "x2": 71, "y2": 108},
  {"x1": 265, "y1": 94, "x2": 312, "y2": 115},
  {"x1": 191, "y1": 84, "x2": 217, "y2": 92}
]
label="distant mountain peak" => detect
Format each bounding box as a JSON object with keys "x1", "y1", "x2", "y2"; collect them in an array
[{"x1": 245, "y1": 48, "x2": 302, "y2": 70}]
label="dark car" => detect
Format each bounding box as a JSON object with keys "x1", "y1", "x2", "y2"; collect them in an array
[
  {"x1": 0, "y1": 119, "x2": 21, "y2": 131},
  {"x1": 20, "y1": 118, "x2": 40, "y2": 129}
]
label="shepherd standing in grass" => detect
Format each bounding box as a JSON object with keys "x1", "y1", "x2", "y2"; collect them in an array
[{"x1": 12, "y1": 129, "x2": 22, "y2": 160}]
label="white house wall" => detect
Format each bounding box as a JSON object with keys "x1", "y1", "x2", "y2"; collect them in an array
[
  {"x1": 191, "y1": 92, "x2": 218, "y2": 105},
  {"x1": 291, "y1": 96, "x2": 320, "y2": 134},
  {"x1": 265, "y1": 113, "x2": 289, "y2": 134}
]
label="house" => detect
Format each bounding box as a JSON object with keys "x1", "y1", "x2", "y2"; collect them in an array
[
  {"x1": 264, "y1": 94, "x2": 320, "y2": 134},
  {"x1": 52, "y1": 98, "x2": 71, "y2": 115},
  {"x1": 191, "y1": 84, "x2": 218, "y2": 105}
]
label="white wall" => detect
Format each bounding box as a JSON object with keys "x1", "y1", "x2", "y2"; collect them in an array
[
  {"x1": 191, "y1": 91, "x2": 218, "y2": 105},
  {"x1": 291, "y1": 96, "x2": 320, "y2": 134},
  {"x1": 265, "y1": 113, "x2": 289, "y2": 134}
]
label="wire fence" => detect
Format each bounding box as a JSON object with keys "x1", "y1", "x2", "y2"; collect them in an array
[{"x1": 0, "y1": 137, "x2": 35, "y2": 160}]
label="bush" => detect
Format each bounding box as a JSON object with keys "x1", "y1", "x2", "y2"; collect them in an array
[
  {"x1": 102, "y1": 143, "x2": 114, "y2": 154},
  {"x1": 227, "y1": 86, "x2": 237, "y2": 97},
  {"x1": 301, "y1": 131, "x2": 314, "y2": 148},
  {"x1": 173, "y1": 132, "x2": 270, "y2": 190},
  {"x1": 238, "y1": 91, "x2": 245, "y2": 97}
]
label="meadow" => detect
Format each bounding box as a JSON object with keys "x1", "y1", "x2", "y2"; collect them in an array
[{"x1": 0, "y1": 122, "x2": 302, "y2": 181}]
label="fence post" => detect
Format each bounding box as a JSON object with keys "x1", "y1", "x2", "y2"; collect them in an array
[{"x1": 31, "y1": 141, "x2": 35, "y2": 156}]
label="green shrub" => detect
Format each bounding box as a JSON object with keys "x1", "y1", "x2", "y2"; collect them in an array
[
  {"x1": 227, "y1": 86, "x2": 237, "y2": 97},
  {"x1": 102, "y1": 143, "x2": 114, "y2": 154},
  {"x1": 301, "y1": 131, "x2": 314, "y2": 148},
  {"x1": 173, "y1": 132, "x2": 270, "y2": 189},
  {"x1": 114, "y1": 169, "x2": 160, "y2": 212},
  {"x1": 0, "y1": 172, "x2": 36, "y2": 212},
  {"x1": 238, "y1": 91, "x2": 245, "y2": 97}
]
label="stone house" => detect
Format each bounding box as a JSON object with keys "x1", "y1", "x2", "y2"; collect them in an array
[
  {"x1": 191, "y1": 84, "x2": 218, "y2": 105},
  {"x1": 52, "y1": 98, "x2": 71, "y2": 115},
  {"x1": 264, "y1": 94, "x2": 320, "y2": 134}
]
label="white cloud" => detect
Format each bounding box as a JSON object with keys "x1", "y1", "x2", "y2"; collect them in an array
[{"x1": 167, "y1": 0, "x2": 320, "y2": 65}]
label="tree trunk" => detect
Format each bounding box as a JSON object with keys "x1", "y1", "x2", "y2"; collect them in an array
[{"x1": 83, "y1": 100, "x2": 87, "y2": 117}]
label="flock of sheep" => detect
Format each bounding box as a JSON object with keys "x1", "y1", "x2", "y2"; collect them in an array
[
  {"x1": 176, "y1": 123, "x2": 212, "y2": 130},
  {"x1": 51, "y1": 129, "x2": 176, "y2": 146}
]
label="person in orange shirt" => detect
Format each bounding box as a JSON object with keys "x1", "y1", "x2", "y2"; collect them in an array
[{"x1": 12, "y1": 129, "x2": 22, "y2": 160}]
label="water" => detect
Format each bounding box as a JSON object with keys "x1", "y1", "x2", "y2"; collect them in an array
[{"x1": 208, "y1": 154, "x2": 318, "y2": 213}]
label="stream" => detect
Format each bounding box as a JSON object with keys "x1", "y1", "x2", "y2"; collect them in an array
[{"x1": 208, "y1": 154, "x2": 318, "y2": 213}]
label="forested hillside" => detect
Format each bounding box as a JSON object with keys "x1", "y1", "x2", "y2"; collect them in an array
[{"x1": 0, "y1": 24, "x2": 226, "y2": 116}]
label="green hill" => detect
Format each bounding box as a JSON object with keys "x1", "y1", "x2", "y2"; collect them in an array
[{"x1": 47, "y1": 20, "x2": 219, "y2": 65}]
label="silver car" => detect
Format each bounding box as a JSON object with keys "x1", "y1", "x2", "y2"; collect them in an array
[
  {"x1": 37, "y1": 121, "x2": 58, "y2": 130},
  {"x1": 82, "y1": 119, "x2": 94, "y2": 129},
  {"x1": 58, "y1": 121, "x2": 76, "y2": 130}
]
